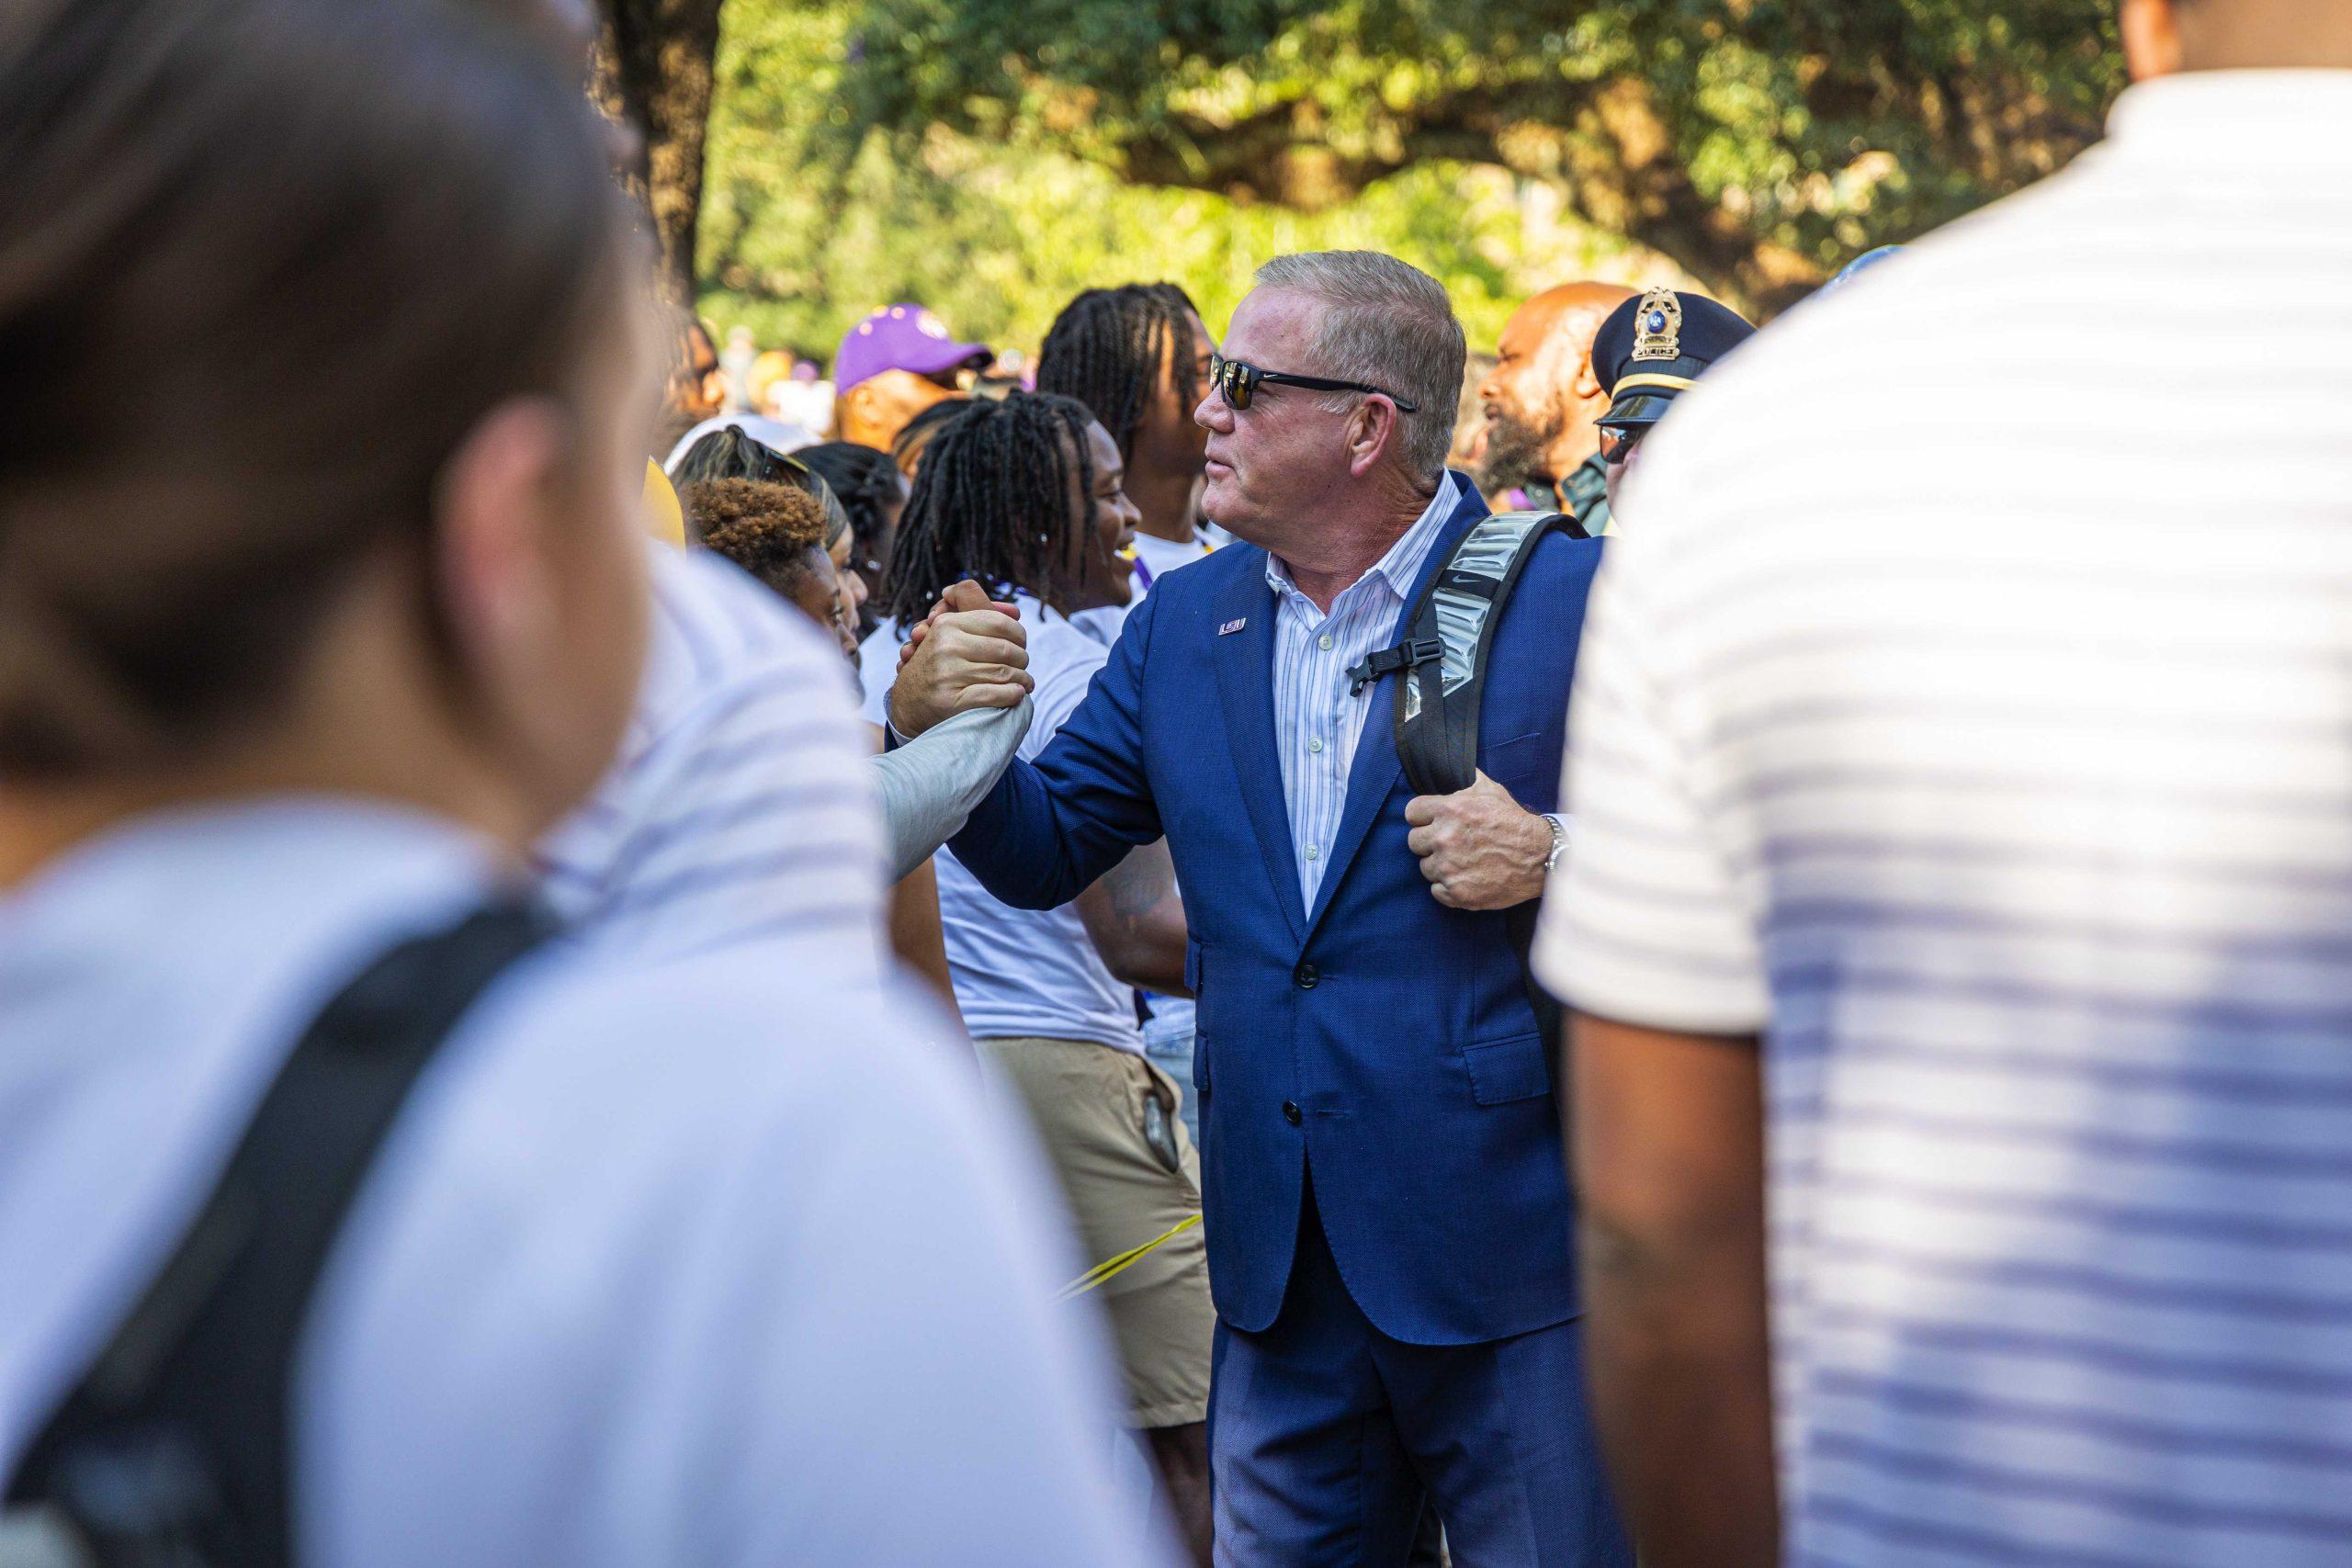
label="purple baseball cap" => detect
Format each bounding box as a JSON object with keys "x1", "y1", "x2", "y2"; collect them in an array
[{"x1": 833, "y1": 304, "x2": 991, "y2": 395}]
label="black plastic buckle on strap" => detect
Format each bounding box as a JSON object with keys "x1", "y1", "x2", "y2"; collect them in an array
[{"x1": 1347, "y1": 636, "x2": 1443, "y2": 696}]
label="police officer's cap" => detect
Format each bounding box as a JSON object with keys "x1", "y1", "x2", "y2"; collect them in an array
[{"x1": 1592, "y1": 288, "x2": 1758, "y2": 438}]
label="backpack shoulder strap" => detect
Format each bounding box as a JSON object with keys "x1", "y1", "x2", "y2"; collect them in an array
[
  {"x1": 1351, "y1": 509, "x2": 1578, "y2": 1081},
  {"x1": 1389, "y1": 509, "x2": 1577, "y2": 797},
  {"x1": 4, "y1": 898, "x2": 551, "y2": 1568}
]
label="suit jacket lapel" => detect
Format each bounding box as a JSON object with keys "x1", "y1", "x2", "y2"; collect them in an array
[
  {"x1": 1211, "y1": 564, "x2": 1307, "y2": 943},
  {"x1": 1303, "y1": 482, "x2": 1489, "y2": 937}
]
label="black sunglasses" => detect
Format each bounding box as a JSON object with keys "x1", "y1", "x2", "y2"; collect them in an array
[
  {"x1": 1209, "y1": 352, "x2": 1419, "y2": 414},
  {"x1": 1596, "y1": 423, "x2": 1646, "y2": 464}
]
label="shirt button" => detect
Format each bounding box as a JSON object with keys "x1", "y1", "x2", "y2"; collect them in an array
[
  {"x1": 1304, "y1": 844, "x2": 1319, "y2": 862},
  {"x1": 1308, "y1": 739, "x2": 1324, "y2": 754},
  {"x1": 1294, "y1": 961, "x2": 1319, "y2": 989},
  {"x1": 1317, "y1": 634, "x2": 1334, "y2": 650},
  {"x1": 1283, "y1": 1100, "x2": 1304, "y2": 1126}
]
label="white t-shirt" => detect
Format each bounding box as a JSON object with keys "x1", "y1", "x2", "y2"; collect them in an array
[
  {"x1": 862, "y1": 598, "x2": 1144, "y2": 1052},
  {"x1": 0, "y1": 800, "x2": 1164, "y2": 1568},
  {"x1": 1540, "y1": 71, "x2": 2352, "y2": 1568}
]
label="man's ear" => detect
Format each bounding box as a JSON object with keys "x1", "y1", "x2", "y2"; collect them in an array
[
  {"x1": 434, "y1": 397, "x2": 571, "y2": 685},
  {"x1": 842, "y1": 380, "x2": 878, "y2": 432},
  {"x1": 1348, "y1": 400, "x2": 1401, "y2": 478},
  {"x1": 2120, "y1": 0, "x2": 2184, "y2": 81},
  {"x1": 1572, "y1": 356, "x2": 1605, "y2": 403}
]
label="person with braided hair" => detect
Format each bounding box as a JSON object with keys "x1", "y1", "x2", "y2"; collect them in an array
[
  {"x1": 1037, "y1": 284, "x2": 1223, "y2": 642},
  {"x1": 1035, "y1": 284, "x2": 1225, "y2": 1142},
  {"x1": 863, "y1": 393, "x2": 1216, "y2": 1564}
]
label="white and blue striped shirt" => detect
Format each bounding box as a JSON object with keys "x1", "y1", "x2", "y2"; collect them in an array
[
  {"x1": 1267, "y1": 475, "x2": 1459, "y2": 905},
  {"x1": 537, "y1": 545, "x2": 887, "y2": 976},
  {"x1": 1541, "y1": 71, "x2": 2352, "y2": 1568}
]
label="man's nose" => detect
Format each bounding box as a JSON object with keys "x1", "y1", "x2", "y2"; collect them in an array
[{"x1": 1194, "y1": 392, "x2": 1228, "y2": 432}]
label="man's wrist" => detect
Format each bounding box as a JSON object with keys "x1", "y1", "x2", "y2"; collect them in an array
[{"x1": 1540, "y1": 812, "x2": 1570, "y2": 875}]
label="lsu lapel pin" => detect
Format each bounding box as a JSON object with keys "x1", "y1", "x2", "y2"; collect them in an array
[{"x1": 1218, "y1": 617, "x2": 1248, "y2": 636}]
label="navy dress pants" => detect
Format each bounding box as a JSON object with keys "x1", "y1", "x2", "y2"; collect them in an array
[{"x1": 1207, "y1": 1177, "x2": 1632, "y2": 1567}]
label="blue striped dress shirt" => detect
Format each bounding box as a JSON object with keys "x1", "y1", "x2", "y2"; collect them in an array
[{"x1": 1266, "y1": 475, "x2": 1459, "y2": 905}]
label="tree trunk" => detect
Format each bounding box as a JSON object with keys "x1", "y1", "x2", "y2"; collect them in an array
[{"x1": 590, "y1": 0, "x2": 723, "y2": 306}]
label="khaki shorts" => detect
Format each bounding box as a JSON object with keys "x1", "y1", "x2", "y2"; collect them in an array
[{"x1": 977, "y1": 1035, "x2": 1214, "y2": 1429}]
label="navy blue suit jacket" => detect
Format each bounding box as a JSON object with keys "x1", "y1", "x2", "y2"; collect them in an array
[{"x1": 950, "y1": 478, "x2": 1605, "y2": 1345}]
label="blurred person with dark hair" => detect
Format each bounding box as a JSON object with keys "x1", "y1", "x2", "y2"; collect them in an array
[
  {"x1": 1475, "y1": 282, "x2": 1634, "y2": 534},
  {"x1": 799, "y1": 439, "x2": 910, "y2": 637},
  {"x1": 864, "y1": 395, "x2": 1213, "y2": 1564},
  {"x1": 0, "y1": 6, "x2": 1160, "y2": 1567},
  {"x1": 1543, "y1": 4, "x2": 2352, "y2": 1566},
  {"x1": 835, "y1": 303, "x2": 991, "y2": 453}
]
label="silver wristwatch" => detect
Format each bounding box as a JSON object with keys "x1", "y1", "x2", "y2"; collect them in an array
[{"x1": 1541, "y1": 812, "x2": 1570, "y2": 874}]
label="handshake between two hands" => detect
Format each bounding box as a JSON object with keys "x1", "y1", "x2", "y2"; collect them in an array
[
  {"x1": 886, "y1": 579, "x2": 1554, "y2": 912},
  {"x1": 886, "y1": 580, "x2": 1034, "y2": 739}
]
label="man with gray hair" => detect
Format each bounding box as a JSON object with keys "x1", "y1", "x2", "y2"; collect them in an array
[{"x1": 885, "y1": 252, "x2": 1629, "y2": 1564}]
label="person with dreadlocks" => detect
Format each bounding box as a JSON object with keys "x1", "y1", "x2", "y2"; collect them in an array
[
  {"x1": 862, "y1": 393, "x2": 1215, "y2": 1565},
  {"x1": 1035, "y1": 283, "x2": 1224, "y2": 1142},
  {"x1": 1037, "y1": 283, "x2": 1222, "y2": 645}
]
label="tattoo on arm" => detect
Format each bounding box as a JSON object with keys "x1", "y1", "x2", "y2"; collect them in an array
[{"x1": 1078, "y1": 839, "x2": 1188, "y2": 992}]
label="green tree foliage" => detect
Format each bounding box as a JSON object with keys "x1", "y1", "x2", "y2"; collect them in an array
[{"x1": 698, "y1": 0, "x2": 2123, "y2": 352}]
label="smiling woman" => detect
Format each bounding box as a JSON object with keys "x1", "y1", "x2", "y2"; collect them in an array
[{"x1": 877, "y1": 391, "x2": 1138, "y2": 624}]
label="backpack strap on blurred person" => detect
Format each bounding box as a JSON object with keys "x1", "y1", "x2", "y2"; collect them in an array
[
  {"x1": 1352, "y1": 508, "x2": 1581, "y2": 1056},
  {"x1": 0, "y1": 900, "x2": 553, "y2": 1568}
]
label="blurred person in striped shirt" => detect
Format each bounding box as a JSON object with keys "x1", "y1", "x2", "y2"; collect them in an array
[{"x1": 1543, "y1": 2, "x2": 2352, "y2": 1564}]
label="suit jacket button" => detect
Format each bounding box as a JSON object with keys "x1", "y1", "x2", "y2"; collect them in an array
[
  {"x1": 1283, "y1": 1100, "x2": 1303, "y2": 1125},
  {"x1": 1293, "y1": 961, "x2": 1319, "y2": 989}
]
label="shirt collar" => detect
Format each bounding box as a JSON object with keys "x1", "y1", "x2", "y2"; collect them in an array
[
  {"x1": 2106, "y1": 70, "x2": 2352, "y2": 164},
  {"x1": 1264, "y1": 471, "x2": 1462, "y2": 605}
]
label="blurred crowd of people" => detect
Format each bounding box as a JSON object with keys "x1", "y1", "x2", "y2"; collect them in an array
[{"x1": 6, "y1": 2, "x2": 2352, "y2": 1567}]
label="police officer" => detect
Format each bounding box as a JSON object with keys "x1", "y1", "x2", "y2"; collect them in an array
[{"x1": 1590, "y1": 287, "x2": 1759, "y2": 516}]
